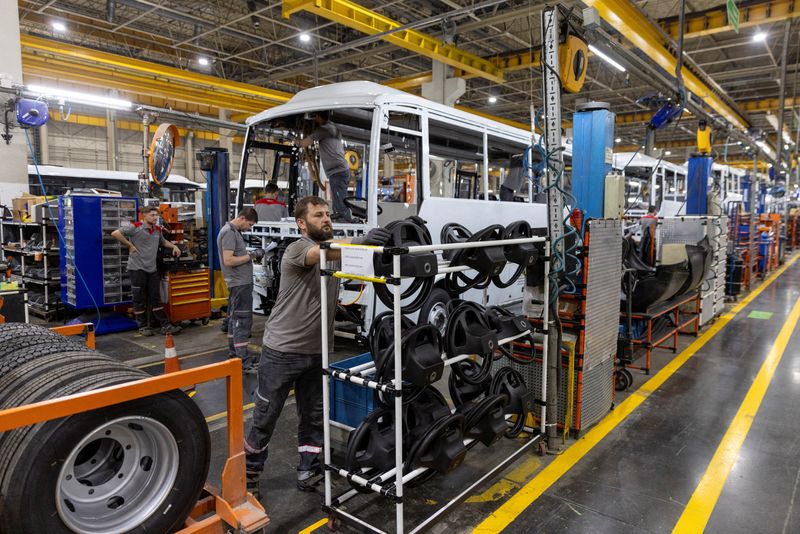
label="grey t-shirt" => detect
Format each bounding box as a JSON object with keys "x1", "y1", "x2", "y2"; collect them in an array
[
  {"x1": 311, "y1": 122, "x2": 350, "y2": 177},
  {"x1": 263, "y1": 236, "x2": 340, "y2": 354},
  {"x1": 120, "y1": 222, "x2": 164, "y2": 273},
  {"x1": 255, "y1": 199, "x2": 290, "y2": 221},
  {"x1": 217, "y1": 222, "x2": 253, "y2": 288}
]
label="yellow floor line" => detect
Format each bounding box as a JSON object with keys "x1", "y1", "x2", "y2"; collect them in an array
[
  {"x1": 473, "y1": 255, "x2": 798, "y2": 533},
  {"x1": 298, "y1": 518, "x2": 328, "y2": 533},
  {"x1": 205, "y1": 402, "x2": 255, "y2": 424},
  {"x1": 673, "y1": 293, "x2": 800, "y2": 533}
]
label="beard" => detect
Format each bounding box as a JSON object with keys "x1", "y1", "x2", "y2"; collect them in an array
[{"x1": 306, "y1": 221, "x2": 333, "y2": 242}]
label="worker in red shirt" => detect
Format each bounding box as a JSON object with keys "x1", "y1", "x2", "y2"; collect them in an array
[{"x1": 255, "y1": 183, "x2": 290, "y2": 222}]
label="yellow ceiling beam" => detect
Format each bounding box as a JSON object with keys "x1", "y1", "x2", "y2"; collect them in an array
[
  {"x1": 661, "y1": 0, "x2": 800, "y2": 40},
  {"x1": 20, "y1": 34, "x2": 292, "y2": 104},
  {"x1": 282, "y1": 0, "x2": 504, "y2": 83},
  {"x1": 385, "y1": 49, "x2": 541, "y2": 89},
  {"x1": 49, "y1": 111, "x2": 245, "y2": 143},
  {"x1": 22, "y1": 54, "x2": 278, "y2": 114},
  {"x1": 584, "y1": 0, "x2": 749, "y2": 131}
]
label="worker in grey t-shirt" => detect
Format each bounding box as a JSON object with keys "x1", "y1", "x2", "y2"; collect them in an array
[
  {"x1": 243, "y1": 196, "x2": 390, "y2": 497},
  {"x1": 298, "y1": 111, "x2": 352, "y2": 222},
  {"x1": 111, "y1": 206, "x2": 182, "y2": 336},
  {"x1": 217, "y1": 207, "x2": 262, "y2": 372},
  {"x1": 254, "y1": 183, "x2": 290, "y2": 222}
]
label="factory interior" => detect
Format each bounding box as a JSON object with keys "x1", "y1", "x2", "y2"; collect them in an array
[{"x1": 0, "y1": 0, "x2": 799, "y2": 532}]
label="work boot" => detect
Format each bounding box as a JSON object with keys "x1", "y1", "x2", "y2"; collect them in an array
[
  {"x1": 242, "y1": 363, "x2": 258, "y2": 375},
  {"x1": 138, "y1": 327, "x2": 153, "y2": 336},
  {"x1": 161, "y1": 324, "x2": 182, "y2": 335},
  {"x1": 297, "y1": 454, "x2": 323, "y2": 492},
  {"x1": 246, "y1": 473, "x2": 261, "y2": 501}
]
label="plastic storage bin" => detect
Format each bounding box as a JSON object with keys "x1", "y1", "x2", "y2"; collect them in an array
[{"x1": 329, "y1": 353, "x2": 375, "y2": 428}]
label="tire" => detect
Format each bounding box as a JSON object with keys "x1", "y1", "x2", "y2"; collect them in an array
[
  {"x1": 0, "y1": 351, "x2": 210, "y2": 534},
  {"x1": 0, "y1": 337, "x2": 92, "y2": 378},
  {"x1": 418, "y1": 287, "x2": 451, "y2": 336},
  {"x1": 0, "y1": 323, "x2": 54, "y2": 343}
]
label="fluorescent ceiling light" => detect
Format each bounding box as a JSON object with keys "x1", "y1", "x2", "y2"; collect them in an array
[
  {"x1": 198, "y1": 57, "x2": 209, "y2": 66},
  {"x1": 753, "y1": 32, "x2": 767, "y2": 42},
  {"x1": 665, "y1": 150, "x2": 672, "y2": 156},
  {"x1": 51, "y1": 21, "x2": 67, "y2": 32},
  {"x1": 615, "y1": 137, "x2": 621, "y2": 143},
  {"x1": 588, "y1": 44, "x2": 626, "y2": 72},
  {"x1": 488, "y1": 96, "x2": 498, "y2": 104},
  {"x1": 299, "y1": 32, "x2": 311, "y2": 43},
  {"x1": 27, "y1": 84, "x2": 132, "y2": 110}
]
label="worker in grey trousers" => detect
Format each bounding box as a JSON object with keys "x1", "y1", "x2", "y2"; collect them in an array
[
  {"x1": 298, "y1": 110, "x2": 353, "y2": 222},
  {"x1": 111, "y1": 206, "x2": 182, "y2": 336},
  {"x1": 243, "y1": 196, "x2": 390, "y2": 497},
  {"x1": 217, "y1": 207, "x2": 263, "y2": 373}
]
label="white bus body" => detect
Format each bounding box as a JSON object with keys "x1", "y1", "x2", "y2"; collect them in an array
[{"x1": 237, "y1": 81, "x2": 553, "y2": 333}]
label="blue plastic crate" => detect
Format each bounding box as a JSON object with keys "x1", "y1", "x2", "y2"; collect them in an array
[{"x1": 330, "y1": 353, "x2": 375, "y2": 428}]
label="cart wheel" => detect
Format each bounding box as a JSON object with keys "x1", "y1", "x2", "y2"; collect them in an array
[
  {"x1": 327, "y1": 515, "x2": 340, "y2": 531},
  {"x1": 615, "y1": 369, "x2": 631, "y2": 391},
  {"x1": 622, "y1": 369, "x2": 634, "y2": 388},
  {"x1": 538, "y1": 440, "x2": 547, "y2": 456},
  {"x1": 201, "y1": 317, "x2": 210, "y2": 326}
]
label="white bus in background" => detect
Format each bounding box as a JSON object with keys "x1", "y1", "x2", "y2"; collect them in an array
[
  {"x1": 613, "y1": 152, "x2": 689, "y2": 217},
  {"x1": 711, "y1": 162, "x2": 745, "y2": 211},
  {"x1": 235, "y1": 81, "x2": 558, "y2": 334}
]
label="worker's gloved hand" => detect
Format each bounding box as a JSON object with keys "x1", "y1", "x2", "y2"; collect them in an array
[
  {"x1": 171, "y1": 247, "x2": 182, "y2": 257},
  {"x1": 249, "y1": 248, "x2": 266, "y2": 260},
  {"x1": 354, "y1": 227, "x2": 391, "y2": 246}
]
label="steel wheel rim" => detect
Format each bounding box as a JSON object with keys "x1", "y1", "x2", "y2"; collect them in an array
[
  {"x1": 56, "y1": 416, "x2": 179, "y2": 534},
  {"x1": 427, "y1": 301, "x2": 449, "y2": 336}
]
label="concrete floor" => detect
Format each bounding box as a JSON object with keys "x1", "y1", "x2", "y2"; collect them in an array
[{"x1": 77, "y1": 256, "x2": 800, "y2": 533}]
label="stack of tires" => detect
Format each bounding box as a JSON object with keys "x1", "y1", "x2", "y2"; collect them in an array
[{"x1": 0, "y1": 323, "x2": 210, "y2": 533}]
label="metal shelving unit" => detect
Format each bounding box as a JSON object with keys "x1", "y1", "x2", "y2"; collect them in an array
[
  {"x1": 0, "y1": 216, "x2": 62, "y2": 319},
  {"x1": 318, "y1": 235, "x2": 549, "y2": 534},
  {"x1": 59, "y1": 195, "x2": 138, "y2": 309}
]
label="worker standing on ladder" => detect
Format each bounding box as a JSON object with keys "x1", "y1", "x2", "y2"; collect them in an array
[
  {"x1": 244, "y1": 196, "x2": 389, "y2": 497},
  {"x1": 218, "y1": 207, "x2": 262, "y2": 373},
  {"x1": 298, "y1": 111, "x2": 353, "y2": 222},
  {"x1": 112, "y1": 206, "x2": 183, "y2": 336}
]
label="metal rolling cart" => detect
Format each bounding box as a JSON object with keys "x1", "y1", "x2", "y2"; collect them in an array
[{"x1": 317, "y1": 235, "x2": 550, "y2": 534}]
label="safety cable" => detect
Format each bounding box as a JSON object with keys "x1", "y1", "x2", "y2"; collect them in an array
[{"x1": 24, "y1": 128, "x2": 103, "y2": 329}]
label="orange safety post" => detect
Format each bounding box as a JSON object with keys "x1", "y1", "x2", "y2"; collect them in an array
[{"x1": 164, "y1": 333, "x2": 196, "y2": 396}]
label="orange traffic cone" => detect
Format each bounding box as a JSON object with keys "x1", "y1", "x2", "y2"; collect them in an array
[{"x1": 163, "y1": 334, "x2": 196, "y2": 396}]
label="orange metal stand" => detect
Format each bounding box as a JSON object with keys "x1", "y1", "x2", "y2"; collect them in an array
[
  {"x1": 50, "y1": 322, "x2": 96, "y2": 349},
  {"x1": 0, "y1": 359, "x2": 269, "y2": 533},
  {"x1": 620, "y1": 292, "x2": 700, "y2": 374}
]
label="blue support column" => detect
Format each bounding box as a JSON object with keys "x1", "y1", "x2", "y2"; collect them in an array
[
  {"x1": 572, "y1": 103, "x2": 615, "y2": 219},
  {"x1": 687, "y1": 155, "x2": 714, "y2": 215},
  {"x1": 572, "y1": 102, "x2": 614, "y2": 218}
]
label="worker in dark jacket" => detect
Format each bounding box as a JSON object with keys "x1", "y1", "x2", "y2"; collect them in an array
[
  {"x1": 111, "y1": 206, "x2": 182, "y2": 336},
  {"x1": 255, "y1": 183, "x2": 290, "y2": 221}
]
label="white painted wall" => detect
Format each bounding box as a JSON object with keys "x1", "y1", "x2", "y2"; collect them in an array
[{"x1": 0, "y1": 2, "x2": 29, "y2": 204}]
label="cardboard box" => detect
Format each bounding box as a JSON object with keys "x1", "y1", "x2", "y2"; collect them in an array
[{"x1": 11, "y1": 194, "x2": 47, "y2": 222}]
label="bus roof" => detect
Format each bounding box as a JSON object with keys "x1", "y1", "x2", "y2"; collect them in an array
[
  {"x1": 245, "y1": 80, "x2": 546, "y2": 147},
  {"x1": 28, "y1": 165, "x2": 203, "y2": 188},
  {"x1": 613, "y1": 152, "x2": 687, "y2": 173}
]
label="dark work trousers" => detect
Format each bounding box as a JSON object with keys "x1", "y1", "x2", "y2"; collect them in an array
[
  {"x1": 227, "y1": 284, "x2": 254, "y2": 367},
  {"x1": 327, "y1": 169, "x2": 352, "y2": 222},
  {"x1": 129, "y1": 269, "x2": 169, "y2": 329},
  {"x1": 244, "y1": 346, "x2": 323, "y2": 475}
]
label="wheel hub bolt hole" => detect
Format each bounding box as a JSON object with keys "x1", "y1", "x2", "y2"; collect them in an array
[{"x1": 106, "y1": 496, "x2": 125, "y2": 509}]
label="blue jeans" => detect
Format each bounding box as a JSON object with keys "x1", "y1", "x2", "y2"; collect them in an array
[
  {"x1": 328, "y1": 169, "x2": 352, "y2": 221},
  {"x1": 244, "y1": 346, "x2": 323, "y2": 475}
]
